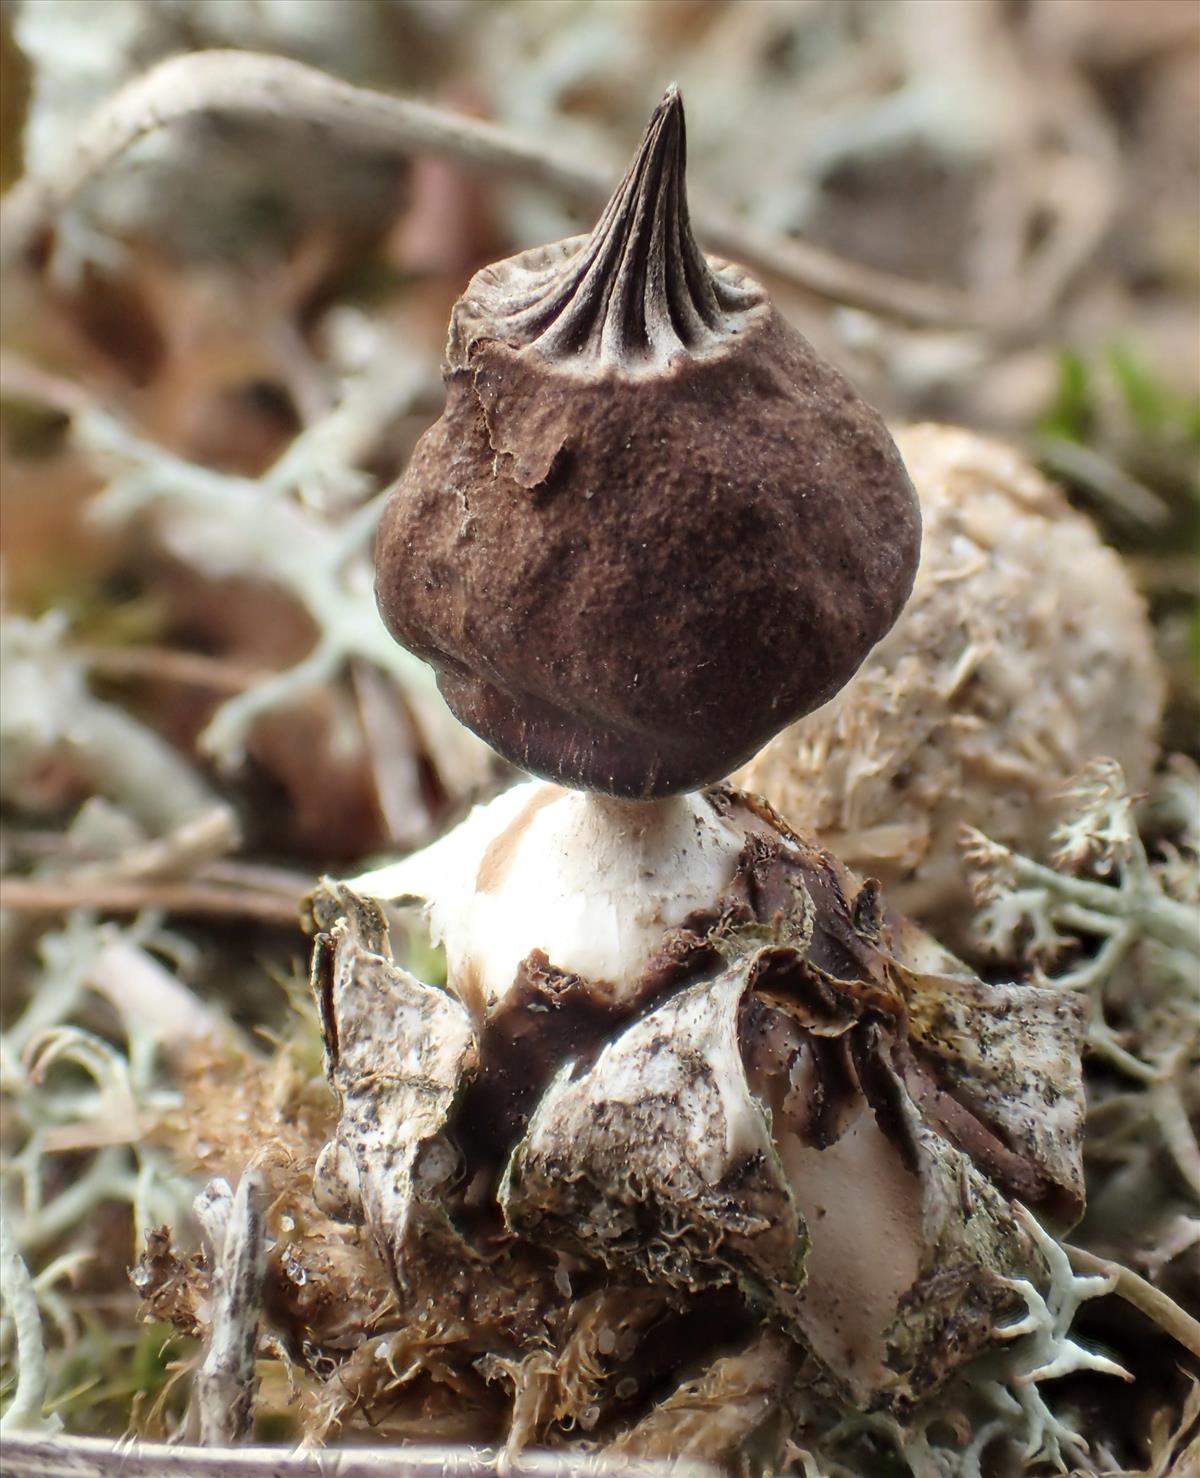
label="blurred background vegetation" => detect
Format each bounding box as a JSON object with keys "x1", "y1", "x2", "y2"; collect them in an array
[
  {"x1": 0, "y1": 0, "x2": 1196, "y2": 1467},
  {"x1": 2, "y1": 0, "x2": 1197, "y2": 795}
]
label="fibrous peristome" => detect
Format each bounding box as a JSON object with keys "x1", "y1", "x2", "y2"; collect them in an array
[{"x1": 734, "y1": 423, "x2": 1165, "y2": 947}]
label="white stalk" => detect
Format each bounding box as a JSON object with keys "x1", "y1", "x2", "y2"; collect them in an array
[{"x1": 349, "y1": 782, "x2": 758, "y2": 1012}]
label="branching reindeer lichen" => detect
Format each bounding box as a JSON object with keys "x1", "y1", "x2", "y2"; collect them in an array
[
  {"x1": 963, "y1": 759, "x2": 1200, "y2": 1087},
  {"x1": 0, "y1": 1202, "x2": 62, "y2": 1436},
  {"x1": 985, "y1": 1205, "x2": 1131, "y2": 1468},
  {"x1": 0, "y1": 917, "x2": 230, "y2": 1429},
  {"x1": 802, "y1": 1207, "x2": 1134, "y2": 1478},
  {"x1": 0, "y1": 335, "x2": 494, "y2": 815},
  {"x1": 78, "y1": 387, "x2": 487, "y2": 791}
]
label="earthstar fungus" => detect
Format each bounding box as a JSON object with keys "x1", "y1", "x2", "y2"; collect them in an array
[{"x1": 306, "y1": 90, "x2": 1091, "y2": 1457}]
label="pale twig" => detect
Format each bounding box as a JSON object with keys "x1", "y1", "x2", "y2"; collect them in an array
[
  {"x1": 350, "y1": 660, "x2": 436, "y2": 851},
  {"x1": 1062, "y1": 1243, "x2": 1200, "y2": 1359},
  {"x1": 3, "y1": 805, "x2": 236, "y2": 902},
  {"x1": 0, "y1": 1432, "x2": 706, "y2": 1475},
  {"x1": 1150, "y1": 1074, "x2": 1200, "y2": 1200},
  {"x1": 1, "y1": 802, "x2": 309, "y2": 923},
  {"x1": 66, "y1": 807, "x2": 240, "y2": 886},
  {"x1": 192, "y1": 1172, "x2": 268, "y2": 1447},
  {"x1": 0, "y1": 878, "x2": 303, "y2": 926},
  {"x1": 0, "y1": 49, "x2": 975, "y2": 328},
  {"x1": 199, "y1": 859, "x2": 313, "y2": 900},
  {"x1": 0, "y1": 353, "x2": 93, "y2": 418},
  {"x1": 2, "y1": 777, "x2": 289, "y2": 928},
  {"x1": 77, "y1": 647, "x2": 267, "y2": 696}
]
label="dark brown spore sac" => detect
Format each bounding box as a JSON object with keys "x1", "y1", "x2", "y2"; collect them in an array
[{"x1": 376, "y1": 88, "x2": 920, "y2": 797}]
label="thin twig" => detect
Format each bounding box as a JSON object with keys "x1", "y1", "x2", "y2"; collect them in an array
[
  {"x1": 0, "y1": 353, "x2": 93, "y2": 418},
  {"x1": 87, "y1": 933, "x2": 238, "y2": 1046},
  {"x1": 1151, "y1": 1075, "x2": 1200, "y2": 1200},
  {"x1": 0, "y1": 807, "x2": 295, "y2": 923},
  {"x1": 192, "y1": 1172, "x2": 267, "y2": 1447},
  {"x1": 77, "y1": 646, "x2": 268, "y2": 695},
  {"x1": 0, "y1": 49, "x2": 976, "y2": 328},
  {"x1": 0, "y1": 1431, "x2": 697, "y2": 1475},
  {"x1": 0, "y1": 878, "x2": 302, "y2": 925},
  {"x1": 199, "y1": 859, "x2": 315, "y2": 900},
  {"x1": 71, "y1": 807, "x2": 240, "y2": 885},
  {"x1": 1063, "y1": 1243, "x2": 1200, "y2": 1359}
]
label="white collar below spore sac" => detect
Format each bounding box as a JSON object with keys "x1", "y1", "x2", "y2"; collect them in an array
[{"x1": 347, "y1": 781, "x2": 761, "y2": 1013}]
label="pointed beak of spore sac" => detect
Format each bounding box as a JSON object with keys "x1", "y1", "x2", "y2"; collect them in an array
[{"x1": 513, "y1": 83, "x2": 753, "y2": 368}]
